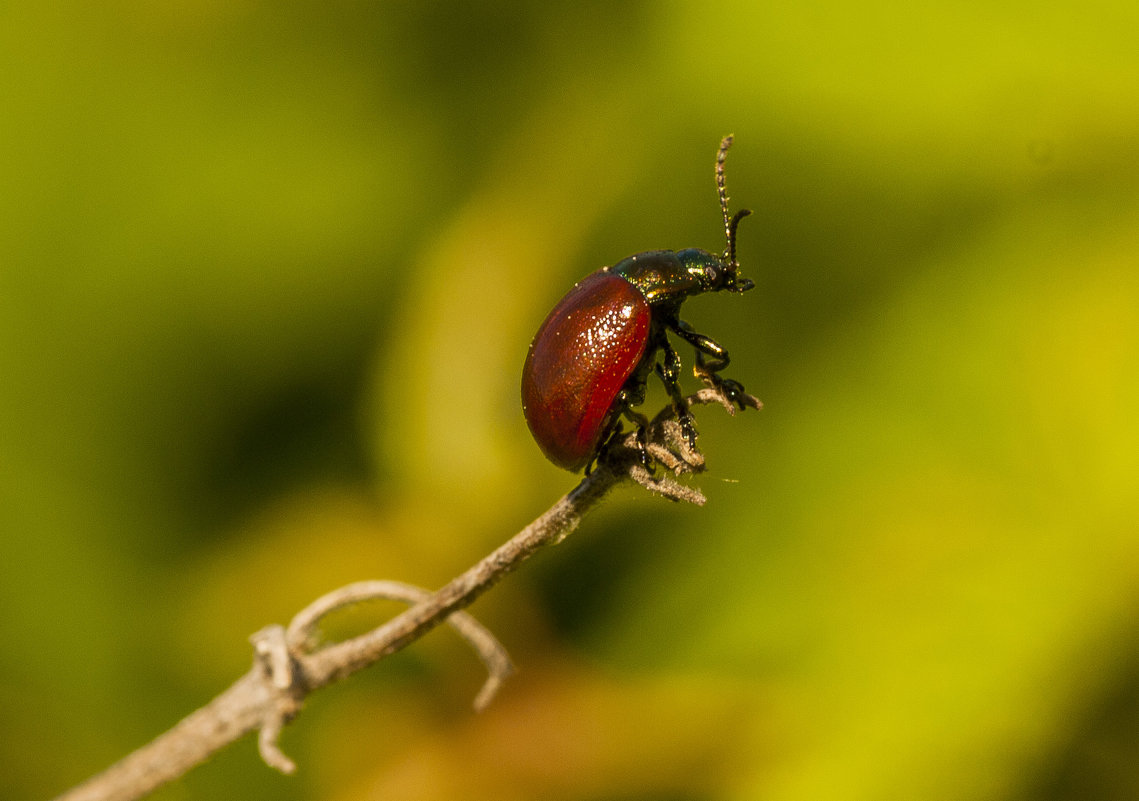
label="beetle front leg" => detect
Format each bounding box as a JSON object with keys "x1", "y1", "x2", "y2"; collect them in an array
[{"x1": 671, "y1": 319, "x2": 748, "y2": 408}]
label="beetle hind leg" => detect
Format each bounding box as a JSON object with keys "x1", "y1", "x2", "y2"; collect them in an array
[
  {"x1": 591, "y1": 391, "x2": 652, "y2": 474},
  {"x1": 620, "y1": 405, "x2": 652, "y2": 470}
]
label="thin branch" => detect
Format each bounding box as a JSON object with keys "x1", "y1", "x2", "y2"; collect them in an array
[{"x1": 52, "y1": 389, "x2": 759, "y2": 801}]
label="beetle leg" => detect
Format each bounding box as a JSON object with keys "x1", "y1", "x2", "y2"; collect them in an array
[
  {"x1": 672, "y1": 318, "x2": 731, "y2": 373},
  {"x1": 586, "y1": 420, "x2": 618, "y2": 475},
  {"x1": 655, "y1": 338, "x2": 698, "y2": 447},
  {"x1": 693, "y1": 350, "x2": 748, "y2": 407},
  {"x1": 592, "y1": 386, "x2": 651, "y2": 473},
  {"x1": 620, "y1": 402, "x2": 652, "y2": 469},
  {"x1": 671, "y1": 319, "x2": 748, "y2": 409}
]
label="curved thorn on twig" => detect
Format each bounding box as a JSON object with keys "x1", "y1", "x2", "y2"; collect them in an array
[
  {"x1": 249, "y1": 626, "x2": 302, "y2": 774},
  {"x1": 286, "y1": 580, "x2": 514, "y2": 711}
]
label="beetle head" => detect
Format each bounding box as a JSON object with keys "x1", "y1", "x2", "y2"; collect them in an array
[{"x1": 677, "y1": 246, "x2": 754, "y2": 295}]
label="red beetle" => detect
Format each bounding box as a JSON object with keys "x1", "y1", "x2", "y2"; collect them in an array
[{"x1": 522, "y1": 135, "x2": 754, "y2": 472}]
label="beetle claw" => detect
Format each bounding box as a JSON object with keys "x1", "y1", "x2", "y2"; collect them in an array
[
  {"x1": 678, "y1": 413, "x2": 699, "y2": 450},
  {"x1": 719, "y1": 378, "x2": 749, "y2": 410},
  {"x1": 635, "y1": 429, "x2": 652, "y2": 470},
  {"x1": 694, "y1": 365, "x2": 749, "y2": 412}
]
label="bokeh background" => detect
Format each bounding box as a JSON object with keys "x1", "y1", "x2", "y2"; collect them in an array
[{"x1": 3, "y1": 2, "x2": 1138, "y2": 800}]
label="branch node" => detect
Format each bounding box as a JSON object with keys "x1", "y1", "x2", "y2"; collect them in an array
[
  {"x1": 249, "y1": 626, "x2": 304, "y2": 774},
  {"x1": 603, "y1": 386, "x2": 761, "y2": 503},
  {"x1": 251, "y1": 625, "x2": 294, "y2": 690}
]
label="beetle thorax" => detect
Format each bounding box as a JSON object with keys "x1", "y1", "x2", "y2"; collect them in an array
[{"x1": 608, "y1": 249, "x2": 720, "y2": 308}]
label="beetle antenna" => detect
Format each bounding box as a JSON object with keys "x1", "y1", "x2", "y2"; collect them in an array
[
  {"x1": 716, "y1": 134, "x2": 752, "y2": 268},
  {"x1": 716, "y1": 134, "x2": 734, "y2": 253},
  {"x1": 727, "y1": 208, "x2": 752, "y2": 267}
]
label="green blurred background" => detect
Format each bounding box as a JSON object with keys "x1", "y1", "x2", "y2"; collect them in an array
[{"x1": 3, "y1": 1, "x2": 1138, "y2": 799}]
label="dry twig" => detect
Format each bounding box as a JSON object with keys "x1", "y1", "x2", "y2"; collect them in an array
[{"x1": 52, "y1": 389, "x2": 759, "y2": 801}]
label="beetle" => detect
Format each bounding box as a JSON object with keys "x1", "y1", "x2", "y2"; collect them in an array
[{"x1": 521, "y1": 135, "x2": 754, "y2": 473}]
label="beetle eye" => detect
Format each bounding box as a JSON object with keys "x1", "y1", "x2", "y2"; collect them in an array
[{"x1": 704, "y1": 265, "x2": 718, "y2": 282}]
